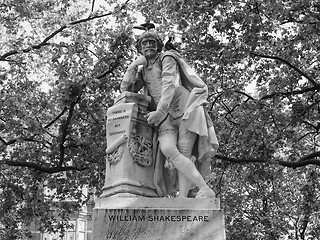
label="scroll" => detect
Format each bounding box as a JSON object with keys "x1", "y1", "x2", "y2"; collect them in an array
[{"x1": 105, "y1": 134, "x2": 128, "y2": 154}]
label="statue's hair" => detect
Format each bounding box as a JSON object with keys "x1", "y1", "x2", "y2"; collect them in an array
[{"x1": 136, "y1": 31, "x2": 164, "y2": 54}]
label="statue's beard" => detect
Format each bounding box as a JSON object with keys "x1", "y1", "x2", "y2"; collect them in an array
[{"x1": 143, "y1": 48, "x2": 157, "y2": 59}]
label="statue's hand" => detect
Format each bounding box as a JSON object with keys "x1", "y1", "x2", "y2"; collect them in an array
[
  {"x1": 130, "y1": 55, "x2": 147, "y2": 68},
  {"x1": 145, "y1": 110, "x2": 167, "y2": 126}
]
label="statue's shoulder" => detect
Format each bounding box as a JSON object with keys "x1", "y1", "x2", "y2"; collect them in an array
[
  {"x1": 161, "y1": 50, "x2": 188, "y2": 69},
  {"x1": 161, "y1": 50, "x2": 179, "y2": 60}
]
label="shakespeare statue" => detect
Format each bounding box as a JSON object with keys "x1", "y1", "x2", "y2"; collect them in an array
[{"x1": 120, "y1": 24, "x2": 219, "y2": 198}]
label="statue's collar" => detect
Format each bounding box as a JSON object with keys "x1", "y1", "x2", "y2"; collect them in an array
[{"x1": 146, "y1": 53, "x2": 161, "y2": 69}]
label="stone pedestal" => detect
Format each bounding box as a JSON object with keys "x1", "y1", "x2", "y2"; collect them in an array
[
  {"x1": 102, "y1": 92, "x2": 156, "y2": 198},
  {"x1": 93, "y1": 92, "x2": 226, "y2": 239},
  {"x1": 93, "y1": 197, "x2": 226, "y2": 240}
]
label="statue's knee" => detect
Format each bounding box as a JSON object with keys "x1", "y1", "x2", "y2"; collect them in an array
[{"x1": 160, "y1": 143, "x2": 178, "y2": 159}]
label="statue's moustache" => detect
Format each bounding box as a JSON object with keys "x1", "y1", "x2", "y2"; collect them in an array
[{"x1": 144, "y1": 48, "x2": 156, "y2": 51}]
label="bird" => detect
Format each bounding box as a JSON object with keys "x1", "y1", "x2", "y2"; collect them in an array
[
  {"x1": 164, "y1": 36, "x2": 178, "y2": 51},
  {"x1": 133, "y1": 21, "x2": 155, "y2": 31}
]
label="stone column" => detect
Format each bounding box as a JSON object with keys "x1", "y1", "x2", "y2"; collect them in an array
[{"x1": 100, "y1": 91, "x2": 157, "y2": 198}]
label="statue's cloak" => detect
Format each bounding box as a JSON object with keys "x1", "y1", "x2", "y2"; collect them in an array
[{"x1": 153, "y1": 50, "x2": 219, "y2": 197}]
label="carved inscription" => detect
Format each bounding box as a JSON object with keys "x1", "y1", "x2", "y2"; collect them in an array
[{"x1": 106, "y1": 103, "x2": 135, "y2": 165}]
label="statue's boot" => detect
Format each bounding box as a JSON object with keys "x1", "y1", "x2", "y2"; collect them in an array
[
  {"x1": 170, "y1": 153, "x2": 215, "y2": 198},
  {"x1": 195, "y1": 188, "x2": 215, "y2": 198},
  {"x1": 177, "y1": 156, "x2": 197, "y2": 198},
  {"x1": 177, "y1": 171, "x2": 191, "y2": 198}
]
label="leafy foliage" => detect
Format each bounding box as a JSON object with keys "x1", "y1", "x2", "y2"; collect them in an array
[{"x1": 1, "y1": 0, "x2": 320, "y2": 239}]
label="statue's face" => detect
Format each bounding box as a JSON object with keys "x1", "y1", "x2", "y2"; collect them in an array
[{"x1": 140, "y1": 37, "x2": 158, "y2": 59}]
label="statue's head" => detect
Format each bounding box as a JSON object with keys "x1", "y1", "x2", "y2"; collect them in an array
[{"x1": 136, "y1": 31, "x2": 164, "y2": 59}]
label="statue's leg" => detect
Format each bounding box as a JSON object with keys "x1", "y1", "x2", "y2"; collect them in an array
[
  {"x1": 199, "y1": 158, "x2": 211, "y2": 179},
  {"x1": 176, "y1": 126, "x2": 197, "y2": 198},
  {"x1": 158, "y1": 136, "x2": 215, "y2": 198},
  {"x1": 168, "y1": 153, "x2": 215, "y2": 198}
]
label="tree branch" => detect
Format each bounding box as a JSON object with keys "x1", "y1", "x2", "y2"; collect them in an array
[
  {"x1": 0, "y1": 135, "x2": 41, "y2": 146},
  {"x1": 278, "y1": 159, "x2": 320, "y2": 168},
  {"x1": 59, "y1": 101, "x2": 77, "y2": 166},
  {"x1": 95, "y1": 56, "x2": 122, "y2": 79},
  {"x1": 0, "y1": 106, "x2": 69, "y2": 148},
  {"x1": 299, "y1": 151, "x2": 320, "y2": 162},
  {"x1": 2, "y1": 160, "x2": 87, "y2": 173},
  {"x1": 251, "y1": 52, "x2": 320, "y2": 87},
  {"x1": 215, "y1": 154, "x2": 265, "y2": 164},
  {"x1": 91, "y1": 0, "x2": 96, "y2": 13},
  {"x1": 216, "y1": 151, "x2": 320, "y2": 168},
  {"x1": 302, "y1": 120, "x2": 320, "y2": 132},
  {"x1": 234, "y1": 90, "x2": 255, "y2": 101},
  {"x1": 260, "y1": 86, "x2": 320, "y2": 100},
  {"x1": 44, "y1": 106, "x2": 68, "y2": 128},
  {"x1": 0, "y1": 0, "x2": 131, "y2": 61}
]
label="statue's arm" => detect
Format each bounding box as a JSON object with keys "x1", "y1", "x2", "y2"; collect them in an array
[
  {"x1": 120, "y1": 66, "x2": 144, "y2": 93},
  {"x1": 157, "y1": 56, "x2": 178, "y2": 112},
  {"x1": 121, "y1": 56, "x2": 147, "y2": 93}
]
